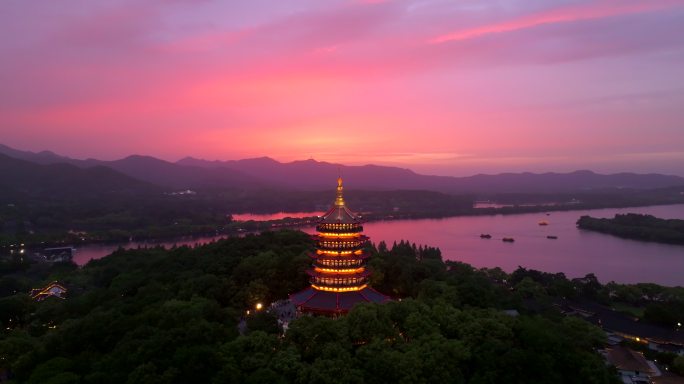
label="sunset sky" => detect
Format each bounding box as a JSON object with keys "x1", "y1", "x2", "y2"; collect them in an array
[{"x1": 1, "y1": 0, "x2": 683, "y2": 176}]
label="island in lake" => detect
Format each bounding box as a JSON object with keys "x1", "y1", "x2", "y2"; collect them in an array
[{"x1": 577, "y1": 214, "x2": 684, "y2": 245}]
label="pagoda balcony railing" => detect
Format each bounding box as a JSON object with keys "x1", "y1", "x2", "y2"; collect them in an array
[
  {"x1": 310, "y1": 277, "x2": 368, "y2": 288},
  {"x1": 314, "y1": 234, "x2": 369, "y2": 242},
  {"x1": 316, "y1": 224, "x2": 363, "y2": 233},
  {"x1": 317, "y1": 241, "x2": 366, "y2": 249},
  {"x1": 314, "y1": 259, "x2": 365, "y2": 268},
  {"x1": 316, "y1": 246, "x2": 366, "y2": 253},
  {"x1": 311, "y1": 252, "x2": 369, "y2": 261}
]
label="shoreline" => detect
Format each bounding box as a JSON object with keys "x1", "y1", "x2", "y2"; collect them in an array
[{"x1": 6, "y1": 200, "x2": 683, "y2": 252}]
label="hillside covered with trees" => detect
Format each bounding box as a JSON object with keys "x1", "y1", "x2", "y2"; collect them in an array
[
  {"x1": 0, "y1": 231, "x2": 632, "y2": 384},
  {"x1": 2, "y1": 230, "x2": 681, "y2": 383},
  {"x1": 577, "y1": 214, "x2": 684, "y2": 244}
]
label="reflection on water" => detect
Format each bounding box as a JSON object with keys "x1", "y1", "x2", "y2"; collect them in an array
[
  {"x1": 231, "y1": 212, "x2": 324, "y2": 221},
  {"x1": 473, "y1": 202, "x2": 567, "y2": 209},
  {"x1": 72, "y1": 205, "x2": 684, "y2": 286},
  {"x1": 472, "y1": 202, "x2": 512, "y2": 209},
  {"x1": 71, "y1": 235, "x2": 235, "y2": 266},
  {"x1": 361, "y1": 204, "x2": 684, "y2": 286}
]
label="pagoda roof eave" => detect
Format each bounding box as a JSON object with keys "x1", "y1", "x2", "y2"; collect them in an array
[
  {"x1": 306, "y1": 270, "x2": 371, "y2": 278},
  {"x1": 314, "y1": 235, "x2": 369, "y2": 242},
  {"x1": 289, "y1": 286, "x2": 391, "y2": 314},
  {"x1": 319, "y1": 205, "x2": 361, "y2": 225},
  {"x1": 311, "y1": 253, "x2": 369, "y2": 260}
]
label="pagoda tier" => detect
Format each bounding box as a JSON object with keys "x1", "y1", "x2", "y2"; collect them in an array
[
  {"x1": 311, "y1": 255, "x2": 368, "y2": 268},
  {"x1": 316, "y1": 242, "x2": 366, "y2": 252},
  {"x1": 312, "y1": 234, "x2": 369, "y2": 241},
  {"x1": 316, "y1": 224, "x2": 363, "y2": 233},
  {"x1": 307, "y1": 268, "x2": 371, "y2": 279},
  {"x1": 290, "y1": 177, "x2": 390, "y2": 315}
]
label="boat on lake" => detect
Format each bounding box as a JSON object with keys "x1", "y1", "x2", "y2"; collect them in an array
[
  {"x1": 480, "y1": 234, "x2": 492, "y2": 239},
  {"x1": 547, "y1": 235, "x2": 558, "y2": 240},
  {"x1": 502, "y1": 237, "x2": 515, "y2": 243},
  {"x1": 538, "y1": 221, "x2": 549, "y2": 226}
]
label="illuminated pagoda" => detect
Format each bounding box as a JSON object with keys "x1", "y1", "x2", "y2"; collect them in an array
[{"x1": 290, "y1": 177, "x2": 390, "y2": 315}]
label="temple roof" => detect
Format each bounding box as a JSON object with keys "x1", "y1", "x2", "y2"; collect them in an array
[
  {"x1": 319, "y1": 177, "x2": 361, "y2": 225},
  {"x1": 290, "y1": 286, "x2": 390, "y2": 314},
  {"x1": 604, "y1": 346, "x2": 654, "y2": 374},
  {"x1": 320, "y1": 206, "x2": 360, "y2": 224}
]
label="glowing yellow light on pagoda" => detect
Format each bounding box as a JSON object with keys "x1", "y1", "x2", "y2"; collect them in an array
[
  {"x1": 289, "y1": 176, "x2": 390, "y2": 315},
  {"x1": 314, "y1": 267, "x2": 365, "y2": 274},
  {"x1": 311, "y1": 284, "x2": 368, "y2": 292},
  {"x1": 318, "y1": 250, "x2": 354, "y2": 256},
  {"x1": 319, "y1": 232, "x2": 359, "y2": 237}
]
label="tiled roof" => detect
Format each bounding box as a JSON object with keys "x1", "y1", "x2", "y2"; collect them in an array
[
  {"x1": 290, "y1": 287, "x2": 390, "y2": 314},
  {"x1": 604, "y1": 346, "x2": 653, "y2": 374},
  {"x1": 320, "y1": 205, "x2": 361, "y2": 224}
]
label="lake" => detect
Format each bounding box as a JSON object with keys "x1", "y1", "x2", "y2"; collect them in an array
[
  {"x1": 362, "y1": 204, "x2": 684, "y2": 286},
  {"x1": 231, "y1": 212, "x2": 324, "y2": 221},
  {"x1": 70, "y1": 204, "x2": 684, "y2": 286}
]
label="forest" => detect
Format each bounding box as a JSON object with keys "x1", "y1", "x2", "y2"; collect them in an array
[
  {"x1": 1, "y1": 230, "x2": 683, "y2": 383},
  {"x1": 577, "y1": 213, "x2": 684, "y2": 244}
]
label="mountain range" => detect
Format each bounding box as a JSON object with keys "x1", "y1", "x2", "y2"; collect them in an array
[
  {"x1": 2, "y1": 143, "x2": 683, "y2": 195},
  {"x1": 0, "y1": 153, "x2": 154, "y2": 200}
]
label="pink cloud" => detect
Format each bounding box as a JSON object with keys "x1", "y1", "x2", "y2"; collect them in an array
[{"x1": 430, "y1": 0, "x2": 684, "y2": 44}]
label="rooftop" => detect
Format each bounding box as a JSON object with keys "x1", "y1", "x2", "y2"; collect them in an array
[
  {"x1": 560, "y1": 299, "x2": 684, "y2": 346},
  {"x1": 604, "y1": 346, "x2": 653, "y2": 374},
  {"x1": 318, "y1": 177, "x2": 362, "y2": 225},
  {"x1": 290, "y1": 286, "x2": 390, "y2": 314}
]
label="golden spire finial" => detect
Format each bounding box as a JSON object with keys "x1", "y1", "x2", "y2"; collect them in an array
[{"x1": 335, "y1": 175, "x2": 345, "y2": 207}]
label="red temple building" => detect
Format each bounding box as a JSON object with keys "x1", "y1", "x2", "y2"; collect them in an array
[{"x1": 290, "y1": 177, "x2": 390, "y2": 315}]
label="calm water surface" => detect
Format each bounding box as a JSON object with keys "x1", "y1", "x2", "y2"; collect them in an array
[
  {"x1": 362, "y1": 204, "x2": 684, "y2": 286},
  {"x1": 231, "y1": 212, "x2": 324, "y2": 221},
  {"x1": 72, "y1": 205, "x2": 684, "y2": 286}
]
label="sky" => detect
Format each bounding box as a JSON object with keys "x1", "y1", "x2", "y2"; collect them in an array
[{"x1": 1, "y1": 0, "x2": 684, "y2": 176}]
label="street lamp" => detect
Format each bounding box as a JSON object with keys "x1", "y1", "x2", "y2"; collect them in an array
[{"x1": 256, "y1": 303, "x2": 263, "y2": 311}]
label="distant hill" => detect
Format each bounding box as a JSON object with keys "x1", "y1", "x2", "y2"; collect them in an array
[
  {"x1": 178, "y1": 156, "x2": 441, "y2": 190},
  {"x1": 0, "y1": 153, "x2": 155, "y2": 200},
  {"x1": 446, "y1": 170, "x2": 684, "y2": 194},
  {"x1": 102, "y1": 155, "x2": 267, "y2": 190},
  {"x1": 0, "y1": 143, "x2": 100, "y2": 167},
  {"x1": 2, "y1": 144, "x2": 683, "y2": 194},
  {"x1": 178, "y1": 157, "x2": 684, "y2": 193},
  {"x1": 0, "y1": 145, "x2": 268, "y2": 190}
]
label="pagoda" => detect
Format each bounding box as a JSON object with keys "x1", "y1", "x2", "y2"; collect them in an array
[{"x1": 290, "y1": 177, "x2": 389, "y2": 315}]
